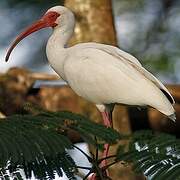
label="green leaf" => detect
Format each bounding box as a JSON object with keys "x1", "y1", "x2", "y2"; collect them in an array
[
  {"x1": 0, "y1": 110, "x2": 121, "y2": 179},
  {"x1": 117, "y1": 130, "x2": 180, "y2": 179}
]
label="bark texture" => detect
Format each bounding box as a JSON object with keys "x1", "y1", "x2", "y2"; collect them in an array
[{"x1": 65, "y1": 0, "x2": 117, "y2": 45}]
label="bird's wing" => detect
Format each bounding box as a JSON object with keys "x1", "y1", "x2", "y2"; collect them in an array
[
  {"x1": 74, "y1": 43, "x2": 142, "y2": 66},
  {"x1": 130, "y1": 64, "x2": 175, "y2": 104},
  {"x1": 96, "y1": 44, "x2": 143, "y2": 67},
  {"x1": 64, "y1": 46, "x2": 175, "y2": 118},
  {"x1": 86, "y1": 43, "x2": 175, "y2": 104},
  {"x1": 64, "y1": 47, "x2": 146, "y2": 105}
]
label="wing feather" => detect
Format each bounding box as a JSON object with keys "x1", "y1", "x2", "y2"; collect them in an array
[
  {"x1": 95, "y1": 45, "x2": 175, "y2": 104},
  {"x1": 130, "y1": 63, "x2": 175, "y2": 104},
  {"x1": 73, "y1": 43, "x2": 175, "y2": 104}
]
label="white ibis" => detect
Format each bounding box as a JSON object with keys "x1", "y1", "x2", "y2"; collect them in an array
[{"x1": 5, "y1": 5, "x2": 176, "y2": 178}]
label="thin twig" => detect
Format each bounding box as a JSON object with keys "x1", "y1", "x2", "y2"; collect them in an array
[
  {"x1": 83, "y1": 171, "x2": 93, "y2": 180},
  {"x1": 76, "y1": 166, "x2": 91, "y2": 170},
  {"x1": 103, "y1": 160, "x2": 120, "y2": 170},
  {"x1": 97, "y1": 155, "x2": 116, "y2": 163},
  {"x1": 73, "y1": 145, "x2": 92, "y2": 162}
]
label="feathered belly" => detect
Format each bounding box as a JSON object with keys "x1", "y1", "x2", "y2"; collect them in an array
[{"x1": 65, "y1": 68, "x2": 149, "y2": 105}]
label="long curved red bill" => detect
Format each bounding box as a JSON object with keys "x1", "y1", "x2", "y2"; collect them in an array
[
  {"x1": 5, "y1": 20, "x2": 48, "y2": 62},
  {"x1": 5, "y1": 11, "x2": 60, "y2": 62}
]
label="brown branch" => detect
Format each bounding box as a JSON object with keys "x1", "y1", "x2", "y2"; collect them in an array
[{"x1": 29, "y1": 72, "x2": 60, "y2": 81}]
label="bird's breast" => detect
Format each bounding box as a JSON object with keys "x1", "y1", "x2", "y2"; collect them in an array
[{"x1": 46, "y1": 46, "x2": 68, "y2": 81}]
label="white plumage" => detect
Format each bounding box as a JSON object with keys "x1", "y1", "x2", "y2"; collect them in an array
[
  {"x1": 5, "y1": 5, "x2": 176, "y2": 120},
  {"x1": 45, "y1": 6, "x2": 175, "y2": 120}
]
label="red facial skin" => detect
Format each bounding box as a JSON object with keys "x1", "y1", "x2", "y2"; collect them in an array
[{"x1": 5, "y1": 11, "x2": 60, "y2": 62}]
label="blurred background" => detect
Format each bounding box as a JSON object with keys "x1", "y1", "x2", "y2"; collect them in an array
[
  {"x1": 0, "y1": 0, "x2": 180, "y2": 83},
  {"x1": 0, "y1": 0, "x2": 180, "y2": 179}
]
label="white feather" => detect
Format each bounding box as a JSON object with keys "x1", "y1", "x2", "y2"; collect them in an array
[{"x1": 46, "y1": 6, "x2": 175, "y2": 119}]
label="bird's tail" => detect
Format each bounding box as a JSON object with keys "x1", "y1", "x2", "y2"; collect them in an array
[
  {"x1": 149, "y1": 91, "x2": 176, "y2": 122},
  {"x1": 168, "y1": 113, "x2": 176, "y2": 122}
]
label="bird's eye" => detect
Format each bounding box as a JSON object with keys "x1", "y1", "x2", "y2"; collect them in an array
[
  {"x1": 50, "y1": 13, "x2": 60, "y2": 19},
  {"x1": 45, "y1": 12, "x2": 60, "y2": 20}
]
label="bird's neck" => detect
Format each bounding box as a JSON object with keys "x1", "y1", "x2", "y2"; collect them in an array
[
  {"x1": 47, "y1": 26, "x2": 74, "y2": 49},
  {"x1": 46, "y1": 26, "x2": 74, "y2": 80}
]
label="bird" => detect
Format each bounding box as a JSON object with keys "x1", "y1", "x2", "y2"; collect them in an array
[{"x1": 5, "y1": 5, "x2": 176, "y2": 179}]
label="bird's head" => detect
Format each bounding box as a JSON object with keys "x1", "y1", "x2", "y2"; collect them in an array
[{"x1": 5, "y1": 6, "x2": 74, "y2": 62}]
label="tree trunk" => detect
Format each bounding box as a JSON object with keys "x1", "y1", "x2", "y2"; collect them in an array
[
  {"x1": 64, "y1": 1, "x2": 137, "y2": 179},
  {"x1": 65, "y1": 0, "x2": 117, "y2": 45}
]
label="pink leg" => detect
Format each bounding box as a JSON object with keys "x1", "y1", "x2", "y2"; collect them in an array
[
  {"x1": 100, "y1": 111, "x2": 111, "y2": 169},
  {"x1": 88, "y1": 110, "x2": 112, "y2": 180}
]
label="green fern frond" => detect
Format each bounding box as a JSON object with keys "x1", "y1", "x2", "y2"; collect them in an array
[
  {"x1": 48, "y1": 111, "x2": 121, "y2": 144},
  {"x1": 0, "y1": 111, "x2": 120, "y2": 179},
  {"x1": 117, "y1": 130, "x2": 180, "y2": 180}
]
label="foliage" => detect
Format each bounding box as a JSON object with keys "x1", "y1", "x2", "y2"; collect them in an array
[
  {"x1": 0, "y1": 108, "x2": 180, "y2": 179},
  {"x1": 0, "y1": 110, "x2": 120, "y2": 180},
  {"x1": 117, "y1": 130, "x2": 180, "y2": 180}
]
